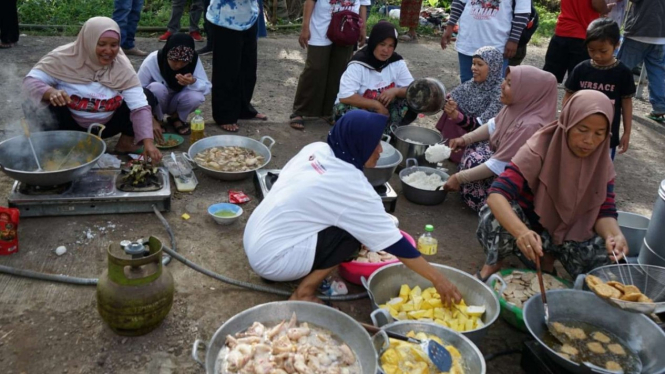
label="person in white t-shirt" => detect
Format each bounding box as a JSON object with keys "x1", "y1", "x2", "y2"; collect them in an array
[
  {"x1": 440, "y1": 0, "x2": 531, "y2": 83},
  {"x1": 244, "y1": 110, "x2": 462, "y2": 305},
  {"x1": 22, "y1": 17, "x2": 162, "y2": 162},
  {"x1": 289, "y1": 0, "x2": 370, "y2": 130},
  {"x1": 333, "y1": 21, "x2": 417, "y2": 129}
]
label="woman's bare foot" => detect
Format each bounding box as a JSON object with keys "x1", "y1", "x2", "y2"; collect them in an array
[
  {"x1": 478, "y1": 262, "x2": 502, "y2": 282},
  {"x1": 114, "y1": 134, "x2": 141, "y2": 153},
  {"x1": 221, "y1": 123, "x2": 239, "y2": 132}
]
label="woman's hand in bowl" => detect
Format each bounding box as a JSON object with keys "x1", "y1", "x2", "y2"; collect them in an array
[
  {"x1": 443, "y1": 173, "x2": 460, "y2": 191},
  {"x1": 143, "y1": 140, "x2": 163, "y2": 163}
]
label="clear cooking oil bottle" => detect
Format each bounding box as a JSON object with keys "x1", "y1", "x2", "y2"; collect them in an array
[
  {"x1": 417, "y1": 224, "x2": 438, "y2": 255},
  {"x1": 190, "y1": 109, "x2": 205, "y2": 145}
]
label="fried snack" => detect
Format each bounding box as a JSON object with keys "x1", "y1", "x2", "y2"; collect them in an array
[
  {"x1": 623, "y1": 285, "x2": 641, "y2": 295},
  {"x1": 591, "y1": 331, "x2": 611, "y2": 344},
  {"x1": 605, "y1": 361, "x2": 622, "y2": 371},
  {"x1": 586, "y1": 275, "x2": 603, "y2": 287},
  {"x1": 606, "y1": 281, "x2": 625, "y2": 293},
  {"x1": 560, "y1": 344, "x2": 579, "y2": 356},
  {"x1": 587, "y1": 342, "x2": 606, "y2": 354},
  {"x1": 565, "y1": 327, "x2": 587, "y2": 340},
  {"x1": 620, "y1": 292, "x2": 642, "y2": 302},
  {"x1": 638, "y1": 294, "x2": 654, "y2": 303},
  {"x1": 591, "y1": 282, "x2": 623, "y2": 299},
  {"x1": 607, "y1": 343, "x2": 626, "y2": 356}
]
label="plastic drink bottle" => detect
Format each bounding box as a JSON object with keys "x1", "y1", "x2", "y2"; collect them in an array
[
  {"x1": 190, "y1": 109, "x2": 205, "y2": 145},
  {"x1": 417, "y1": 224, "x2": 438, "y2": 255}
]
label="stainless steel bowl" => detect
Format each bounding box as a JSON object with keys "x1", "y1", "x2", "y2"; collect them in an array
[
  {"x1": 391, "y1": 126, "x2": 442, "y2": 168},
  {"x1": 187, "y1": 135, "x2": 275, "y2": 181},
  {"x1": 191, "y1": 301, "x2": 377, "y2": 374},
  {"x1": 0, "y1": 125, "x2": 106, "y2": 186},
  {"x1": 371, "y1": 320, "x2": 486, "y2": 374},
  {"x1": 524, "y1": 290, "x2": 665, "y2": 374},
  {"x1": 363, "y1": 262, "x2": 500, "y2": 343},
  {"x1": 363, "y1": 138, "x2": 403, "y2": 187},
  {"x1": 399, "y1": 158, "x2": 449, "y2": 205}
]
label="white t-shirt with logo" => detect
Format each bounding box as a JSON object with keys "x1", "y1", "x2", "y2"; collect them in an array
[
  {"x1": 27, "y1": 68, "x2": 148, "y2": 124},
  {"x1": 243, "y1": 142, "x2": 402, "y2": 281},
  {"x1": 308, "y1": 0, "x2": 371, "y2": 47},
  {"x1": 456, "y1": 0, "x2": 531, "y2": 56},
  {"x1": 335, "y1": 60, "x2": 414, "y2": 103}
]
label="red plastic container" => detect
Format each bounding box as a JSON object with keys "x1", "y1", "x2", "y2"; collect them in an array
[
  {"x1": 339, "y1": 230, "x2": 415, "y2": 285},
  {"x1": 0, "y1": 207, "x2": 19, "y2": 256}
]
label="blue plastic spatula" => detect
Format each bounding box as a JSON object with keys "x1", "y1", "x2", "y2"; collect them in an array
[{"x1": 361, "y1": 322, "x2": 453, "y2": 372}]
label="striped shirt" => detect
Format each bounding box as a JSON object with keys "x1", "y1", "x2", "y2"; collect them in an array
[{"x1": 488, "y1": 163, "x2": 617, "y2": 233}]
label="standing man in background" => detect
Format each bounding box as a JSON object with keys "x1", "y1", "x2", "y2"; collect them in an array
[
  {"x1": 0, "y1": 0, "x2": 19, "y2": 48},
  {"x1": 542, "y1": 0, "x2": 612, "y2": 83},
  {"x1": 113, "y1": 0, "x2": 149, "y2": 56},
  {"x1": 158, "y1": 0, "x2": 206, "y2": 42},
  {"x1": 617, "y1": 0, "x2": 665, "y2": 123}
]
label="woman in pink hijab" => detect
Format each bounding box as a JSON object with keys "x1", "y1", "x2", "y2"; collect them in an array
[
  {"x1": 475, "y1": 90, "x2": 629, "y2": 282},
  {"x1": 444, "y1": 66, "x2": 558, "y2": 212},
  {"x1": 22, "y1": 17, "x2": 162, "y2": 162}
]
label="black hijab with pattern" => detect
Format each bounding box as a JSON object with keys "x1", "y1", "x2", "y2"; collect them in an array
[
  {"x1": 157, "y1": 33, "x2": 198, "y2": 92},
  {"x1": 348, "y1": 21, "x2": 403, "y2": 72}
]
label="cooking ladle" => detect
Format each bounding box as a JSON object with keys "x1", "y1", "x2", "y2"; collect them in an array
[
  {"x1": 21, "y1": 119, "x2": 43, "y2": 172},
  {"x1": 360, "y1": 322, "x2": 453, "y2": 372}
]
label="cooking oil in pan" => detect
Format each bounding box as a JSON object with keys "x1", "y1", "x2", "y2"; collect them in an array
[{"x1": 542, "y1": 320, "x2": 641, "y2": 373}]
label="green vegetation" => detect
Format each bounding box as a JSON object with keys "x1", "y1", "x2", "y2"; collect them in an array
[{"x1": 17, "y1": 0, "x2": 558, "y2": 42}]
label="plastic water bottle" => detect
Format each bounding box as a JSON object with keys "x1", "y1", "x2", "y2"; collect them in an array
[
  {"x1": 190, "y1": 109, "x2": 205, "y2": 145},
  {"x1": 417, "y1": 224, "x2": 438, "y2": 255},
  {"x1": 318, "y1": 277, "x2": 348, "y2": 296}
]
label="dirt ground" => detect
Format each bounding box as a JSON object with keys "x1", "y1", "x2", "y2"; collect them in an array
[{"x1": 0, "y1": 34, "x2": 664, "y2": 374}]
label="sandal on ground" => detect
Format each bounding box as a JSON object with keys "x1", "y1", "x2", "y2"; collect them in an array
[
  {"x1": 220, "y1": 123, "x2": 239, "y2": 132},
  {"x1": 475, "y1": 270, "x2": 491, "y2": 283},
  {"x1": 0, "y1": 43, "x2": 14, "y2": 49},
  {"x1": 398, "y1": 34, "x2": 418, "y2": 43},
  {"x1": 647, "y1": 111, "x2": 665, "y2": 123},
  {"x1": 289, "y1": 114, "x2": 305, "y2": 130},
  {"x1": 169, "y1": 118, "x2": 191, "y2": 135},
  {"x1": 324, "y1": 117, "x2": 336, "y2": 126}
]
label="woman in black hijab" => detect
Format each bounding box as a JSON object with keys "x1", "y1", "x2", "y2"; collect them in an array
[
  {"x1": 138, "y1": 33, "x2": 211, "y2": 135},
  {"x1": 332, "y1": 21, "x2": 417, "y2": 129}
]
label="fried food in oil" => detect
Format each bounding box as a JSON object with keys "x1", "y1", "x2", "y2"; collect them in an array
[
  {"x1": 560, "y1": 344, "x2": 579, "y2": 356},
  {"x1": 608, "y1": 343, "x2": 626, "y2": 356},
  {"x1": 605, "y1": 361, "x2": 622, "y2": 371},
  {"x1": 592, "y1": 331, "x2": 611, "y2": 344},
  {"x1": 587, "y1": 342, "x2": 606, "y2": 354}
]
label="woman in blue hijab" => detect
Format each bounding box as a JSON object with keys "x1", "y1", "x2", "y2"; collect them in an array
[{"x1": 244, "y1": 111, "x2": 461, "y2": 305}]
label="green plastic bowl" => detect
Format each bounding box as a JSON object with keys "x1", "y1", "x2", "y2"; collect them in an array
[{"x1": 489, "y1": 268, "x2": 571, "y2": 332}]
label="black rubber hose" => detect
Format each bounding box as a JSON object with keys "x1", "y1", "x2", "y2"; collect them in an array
[
  {"x1": 0, "y1": 264, "x2": 98, "y2": 285},
  {"x1": 483, "y1": 348, "x2": 522, "y2": 362}
]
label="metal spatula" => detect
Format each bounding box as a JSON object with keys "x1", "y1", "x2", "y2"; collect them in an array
[{"x1": 361, "y1": 322, "x2": 453, "y2": 372}]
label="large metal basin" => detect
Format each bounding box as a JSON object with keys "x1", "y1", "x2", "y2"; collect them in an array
[
  {"x1": 191, "y1": 301, "x2": 377, "y2": 374},
  {"x1": 371, "y1": 320, "x2": 486, "y2": 374},
  {"x1": 524, "y1": 289, "x2": 665, "y2": 374},
  {"x1": 363, "y1": 262, "x2": 500, "y2": 343},
  {"x1": 363, "y1": 137, "x2": 403, "y2": 187},
  {"x1": 187, "y1": 135, "x2": 275, "y2": 181},
  {"x1": 0, "y1": 126, "x2": 106, "y2": 186},
  {"x1": 391, "y1": 126, "x2": 442, "y2": 168},
  {"x1": 399, "y1": 158, "x2": 449, "y2": 205}
]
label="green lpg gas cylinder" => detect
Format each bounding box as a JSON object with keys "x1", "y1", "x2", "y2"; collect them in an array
[{"x1": 97, "y1": 237, "x2": 174, "y2": 336}]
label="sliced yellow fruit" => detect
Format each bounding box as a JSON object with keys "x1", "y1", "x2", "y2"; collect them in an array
[
  {"x1": 409, "y1": 285, "x2": 422, "y2": 299},
  {"x1": 399, "y1": 284, "x2": 411, "y2": 299},
  {"x1": 466, "y1": 305, "x2": 486, "y2": 317}
]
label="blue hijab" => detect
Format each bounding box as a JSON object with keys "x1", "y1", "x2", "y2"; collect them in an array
[{"x1": 327, "y1": 111, "x2": 388, "y2": 170}]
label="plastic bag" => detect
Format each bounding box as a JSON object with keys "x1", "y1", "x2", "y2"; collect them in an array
[{"x1": 0, "y1": 207, "x2": 20, "y2": 255}]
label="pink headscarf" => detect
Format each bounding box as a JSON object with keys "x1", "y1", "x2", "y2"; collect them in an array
[
  {"x1": 33, "y1": 17, "x2": 140, "y2": 91},
  {"x1": 512, "y1": 90, "x2": 616, "y2": 245},
  {"x1": 490, "y1": 66, "x2": 558, "y2": 162}
]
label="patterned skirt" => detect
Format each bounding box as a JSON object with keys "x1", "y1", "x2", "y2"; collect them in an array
[
  {"x1": 459, "y1": 141, "x2": 495, "y2": 212},
  {"x1": 333, "y1": 98, "x2": 413, "y2": 134},
  {"x1": 476, "y1": 204, "x2": 611, "y2": 279},
  {"x1": 399, "y1": 0, "x2": 422, "y2": 28}
]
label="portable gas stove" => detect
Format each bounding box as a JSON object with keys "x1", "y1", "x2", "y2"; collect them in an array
[
  {"x1": 8, "y1": 168, "x2": 171, "y2": 217},
  {"x1": 254, "y1": 169, "x2": 398, "y2": 212}
]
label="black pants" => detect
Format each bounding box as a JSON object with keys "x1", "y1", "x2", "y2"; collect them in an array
[
  {"x1": 508, "y1": 44, "x2": 527, "y2": 67},
  {"x1": 543, "y1": 35, "x2": 589, "y2": 83},
  {"x1": 23, "y1": 88, "x2": 158, "y2": 139},
  {"x1": 211, "y1": 21, "x2": 259, "y2": 124},
  {"x1": 202, "y1": 0, "x2": 212, "y2": 50},
  {"x1": 0, "y1": 0, "x2": 19, "y2": 44},
  {"x1": 312, "y1": 227, "x2": 360, "y2": 270}
]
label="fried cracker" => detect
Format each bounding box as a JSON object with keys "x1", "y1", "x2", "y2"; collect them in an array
[
  {"x1": 591, "y1": 282, "x2": 623, "y2": 299},
  {"x1": 620, "y1": 292, "x2": 642, "y2": 302},
  {"x1": 606, "y1": 281, "x2": 625, "y2": 293}
]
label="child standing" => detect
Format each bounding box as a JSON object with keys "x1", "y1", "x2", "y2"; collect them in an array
[{"x1": 564, "y1": 18, "x2": 635, "y2": 160}]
